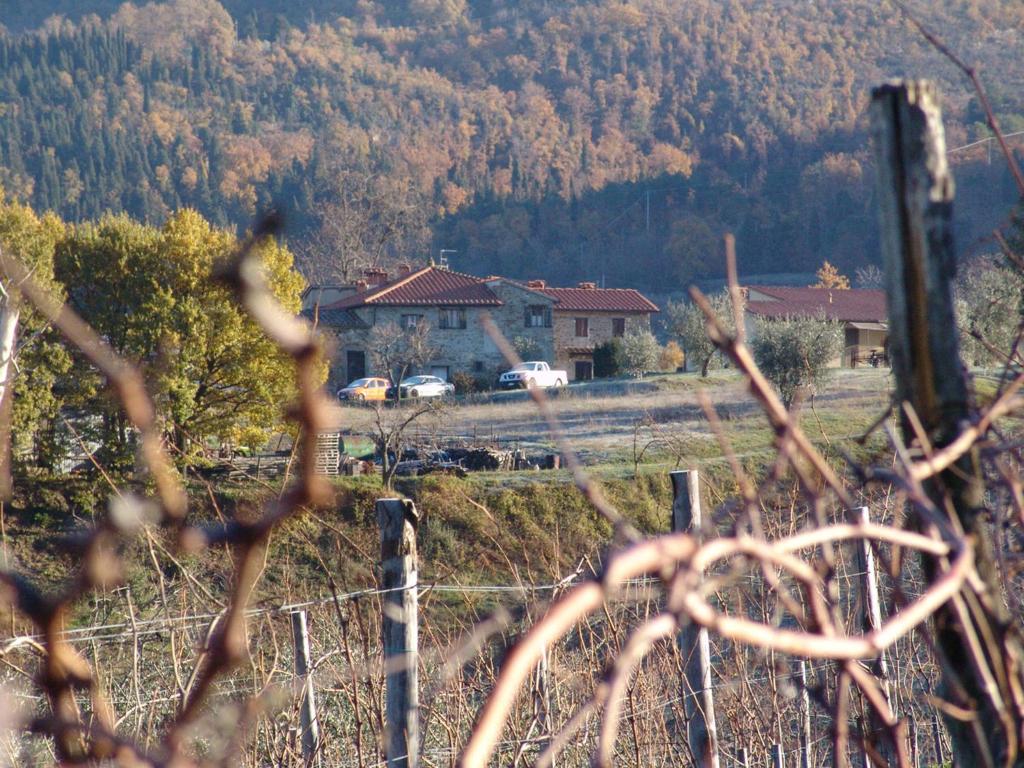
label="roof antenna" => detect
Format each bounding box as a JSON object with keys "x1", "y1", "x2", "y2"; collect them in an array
[{"x1": 439, "y1": 249, "x2": 456, "y2": 269}]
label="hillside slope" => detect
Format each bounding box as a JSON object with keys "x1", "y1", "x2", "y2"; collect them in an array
[{"x1": 1, "y1": 0, "x2": 1022, "y2": 286}]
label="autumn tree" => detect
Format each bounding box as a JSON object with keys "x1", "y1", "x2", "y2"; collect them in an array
[
  {"x1": 813, "y1": 261, "x2": 851, "y2": 289},
  {"x1": 658, "y1": 339, "x2": 684, "y2": 371}
]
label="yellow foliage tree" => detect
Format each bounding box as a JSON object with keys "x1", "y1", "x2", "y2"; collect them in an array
[
  {"x1": 813, "y1": 261, "x2": 850, "y2": 289},
  {"x1": 659, "y1": 340, "x2": 685, "y2": 372}
]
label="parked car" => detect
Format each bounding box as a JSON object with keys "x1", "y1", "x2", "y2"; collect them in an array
[
  {"x1": 387, "y1": 375, "x2": 455, "y2": 399},
  {"x1": 337, "y1": 377, "x2": 391, "y2": 402},
  {"x1": 498, "y1": 361, "x2": 567, "y2": 390}
]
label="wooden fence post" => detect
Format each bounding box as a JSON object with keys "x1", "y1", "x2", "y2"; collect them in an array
[
  {"x1": 378, "y1": 498, "x2": 420, "y2": 768},
  {"x1": 737, "y1": 746, "x2": 750, "y2": 768},
  {"x1": 671, "y1": 470, "x2": 720, "y2": 768},
  {"x1": 771, "y1": 743, "x2": 785, "y2": 768},
  {"x1": 291, "y1": 609, "x2": 321, "y2": 767},
  {"x1": 871, "y1": 79, "x2": 1024, "y2": 766}
]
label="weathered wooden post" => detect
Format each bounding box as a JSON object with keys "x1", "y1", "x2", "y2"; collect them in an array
[
  {"x1": 671, "y1": 469, "x2": 720, "y2": 768},
  {"x1": 932, "y1": 712, "x2": 946, "y2": 767},
  {"x1": 871, "y1": 80, "x2": 1024, "y2": 767},
  {"x1": 909, "y1": 716, "x2": 919, "y2": 768},
  {"x1": 854, "y1": 506, "x2": 895, "y2": 764},
  {"x1": 378, "y1": 498, "x2": 419, "y2": 768},
  {"x1": 291, "y1": 610, "x2": 321, "y2": 767},
  {"x1": 797, "y1": 661, "x2": 812, "y2": 768}
]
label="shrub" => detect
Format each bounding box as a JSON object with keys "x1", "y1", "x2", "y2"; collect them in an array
[
  {"x1": 750, "y1": 315, "x2": 842, "y2": 407},
  {"x1": 593, "y1": 339, "x2": 624, "y2": 378},
  {"x1": 450, "y1": 371, "x2": 480, "y2": 394}
]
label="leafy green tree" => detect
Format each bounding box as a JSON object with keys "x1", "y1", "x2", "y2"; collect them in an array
[
  {"x1": 666, "y1": 292, "x2": 742, "y2": 377},
  {"x1": 56, "y1": 208, "x2": 309, "y2": 456},
  {"x1": 156, "y1": 209, "x2": 308, "y2": 450},
  {"x1": 0, "y1": 196, "x2": 70, "y2": 467},
  {"x1": 620, "y1": 329, "x2": 660, "y2": 379},
  {"x1": 750, "y1": 315, "x2": 842, "y2": 408}
]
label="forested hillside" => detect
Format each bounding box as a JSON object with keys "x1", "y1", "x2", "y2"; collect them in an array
[{"x1": 2, "y1": 0, "x2": 1023, "y2": 287}]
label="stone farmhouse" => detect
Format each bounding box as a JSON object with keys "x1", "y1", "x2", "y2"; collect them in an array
[
  {"x1": 303, "y1": 265, "x2": 659, "y2": 387},
  {"x1": 743, "y1": 286, "x2": 888, "y2": 367}
]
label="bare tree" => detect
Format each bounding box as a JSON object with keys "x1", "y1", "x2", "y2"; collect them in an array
[
  {"x1": 370, "y1": 397, "x2": 446, "y2": 489},
  {"x1": 369, "y1": 321, "x2": 437, "y2": 400},
  {"x1": 297, "y1": 172, "x2": 433, "y2": 284}
]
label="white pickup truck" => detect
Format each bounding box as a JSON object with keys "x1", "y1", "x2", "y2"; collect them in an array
[{"x1": 498, "y1": 361, "x2": 568, "y2": 390}]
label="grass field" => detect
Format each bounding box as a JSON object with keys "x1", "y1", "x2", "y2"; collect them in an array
[{"x1": 336, "y1": 368, "x2": 895, "y2": 477}]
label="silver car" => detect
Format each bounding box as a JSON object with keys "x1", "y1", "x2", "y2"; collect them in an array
[{"x1": 390, "y1": 375, "x2": 455, "y2": 399}]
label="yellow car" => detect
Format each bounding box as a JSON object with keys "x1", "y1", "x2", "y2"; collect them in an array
[{"x1": 337, "y1": 377, "x2": 391, "y2": 403}]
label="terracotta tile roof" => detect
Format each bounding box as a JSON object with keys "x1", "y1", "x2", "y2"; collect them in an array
[
  {"x1": 745, "y1": 286, "x2": 887, "y2": 323},
  {"x1": 538, "y1": 287, "x2": 660, "y2": 313},
  {"x1": 326, "y1": 266, "x2": 502, "y2": 308}
]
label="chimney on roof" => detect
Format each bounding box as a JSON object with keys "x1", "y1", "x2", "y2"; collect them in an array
[
  {"x1": 363, "y1": 268, "x2": 389, "y2": 287},
  {"x1": 527, "y1": 279, "x2": 546, "y2": 289},
  {"x1": 396, "y1": 263, "x2": 412, "y2": 277},
  {"x1": 578, "y1": 281, "x2": 597, "y2": 290}
]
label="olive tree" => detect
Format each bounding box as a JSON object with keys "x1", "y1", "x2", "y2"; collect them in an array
[
  {"x1": 666, "y1": 291, "x2": 743, "y2": 376},
  {"x1": 620, "y1": 329, "x2": 661, "y2": 379},
  {"x1": 955, "y1": 256, "x2": 1024, "y2": 367},
  {"x1": 750, "y1": 315, "x2": 842, "y2": 407}
]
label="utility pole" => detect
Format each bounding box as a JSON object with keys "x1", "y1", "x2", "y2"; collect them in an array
[
  {"x1": 378, "y1": 498, "x2": 420, "y2": 768},
  {"x1": 671, "y1": 470, "x2": 720, "y2": 768}
]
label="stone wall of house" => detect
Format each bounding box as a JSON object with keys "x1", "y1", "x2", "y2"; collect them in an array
[
  {"x1": 326, "y1": 282, "x2": 557, "y2": 387},
  {"x1": 552, "y1": 311, "x2": 652, "y2": 380}
]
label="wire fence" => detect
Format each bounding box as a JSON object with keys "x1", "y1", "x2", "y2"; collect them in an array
[{"x1": 0, "y1": 545, "x2": 949, "y2": 768}]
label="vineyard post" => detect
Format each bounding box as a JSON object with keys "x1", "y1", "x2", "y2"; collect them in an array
[
  {"x1": 932, "y1": 712, "x2": 945, "y2": 766},
  {"x1": 909, "y1": 716, "x2": 919, "y2": 767},
  {"x1": 671, "y1": 469, "x2": 720, "y2": 768},
  {"x1": 798, "y1": 660, "x2": 812, "y2": 768},
  {"x1": 871, "y1": 79, "x2": 1024, "y2": 766},
  {"x1": 378, "y1": 498, "x2": 420, "y2": 768},
  {"x1": 855, "y1": 506, "x2": 895, "y2": 764},
  {"x1": 291, "y1": 609, "x2": 321, "y2": 767},
  {"x1": 771, "y1": 743, "x2": 785, "y2": 768}
]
